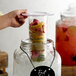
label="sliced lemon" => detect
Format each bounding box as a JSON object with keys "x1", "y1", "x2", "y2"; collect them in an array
[
  {"x1": 30, "y1": 22, "x2": 44, "y2": 29},
  {"x1": 68, "y1": 26, "x2": 76, "y2": 36},
  {"x1": 30, "y1": 35, "x2": 44, "y2": 39}
]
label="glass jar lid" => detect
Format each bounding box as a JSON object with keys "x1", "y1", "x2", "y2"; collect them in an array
[
  {"x1": 61, "y1": 4, "x2": 76, "y2": 17},
  {"x1": 22, "y1": 12, "x2": 53, "y2": 16}
]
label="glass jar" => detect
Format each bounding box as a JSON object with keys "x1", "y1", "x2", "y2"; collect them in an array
[
  {"x1": 22, "y1": 12, "x2": 49, "y2": 43},
  {"x1": 56, "y1": 6, "x2": 76, "y2": 65},
  {"x1": 28, "y1": 13, "x2": 47, "y2": 43},
  {"x1": 13, "y1": 39, "x2": 61, "y2": 76}
]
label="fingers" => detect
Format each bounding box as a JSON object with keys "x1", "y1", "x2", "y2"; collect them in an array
[
  {"x1": 15, "y1": 15, "x2": 25, "y2": 26},
  {"x1": 11, "y1": 19, "x2": 25, "y2": 27},
  {"x1": 19, "y1": 9, "x2": 27, "y2": 14},
  {"x1": 16, "y1": 9, "x2": 28, "y2": 20},
  {"x1": 14, "y1": 9, "x2": 27, "y2": 26},
  {"x1": 17, "y1": 14, "x2": 27, "y2": 19},
  {"x1": 18, "y1": 18, "x2": 25, "y2": 25},
  {"x1": 20, "y1": 11, "x2": 28, "y2": 19},
  {"x1": 18, "y1": 9, "x2": 28, "y2": 19},
  {"x1": 10, "y1": 9, "x2": 28, "y2": 28}
]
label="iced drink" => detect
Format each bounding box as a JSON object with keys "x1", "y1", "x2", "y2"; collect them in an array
[{"x1": 56, "y1": 20, "x2": 76, "y2": 65}]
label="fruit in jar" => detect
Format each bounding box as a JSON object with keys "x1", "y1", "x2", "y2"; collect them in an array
[
  {"x1": 67, "y1": 26, "x2": 76, "y2": 36},
  {"x1": 29, "y1": 19, "x2": 46, "y2": 62},
  {"x1": 56, "y1": 26, "x2": 67, "y2": 41},
  {"x1": 62, "y1": 27, "x2": 68, "y2": 32},
  {"x1": 30, "y1": 19, "x2": 40, "y2": 26},
  {"x1": 56, "y1": 25, "x2": 76, "y2": 65},
  {"x1": 29, "y1": 19, "x2": 45, "y2": 33},
  {"x1": 30, "y1": 21, "x2": 44, "y2": 33},
  {"x1": 29, "y1": 19, "x2": 46, "y2": 43},
  {"x1": 31, "y1": 50, "x2": 45, "y2": 62}
]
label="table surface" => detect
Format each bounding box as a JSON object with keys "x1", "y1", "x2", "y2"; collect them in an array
[{"x1": 62, "y1": 66, "x2": 76, "y2": 76}]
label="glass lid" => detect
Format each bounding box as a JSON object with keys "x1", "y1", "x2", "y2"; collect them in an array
[
  {"x1": 22, "y1": 12, "x2": 53, "y2": 16},
  {"x1": 61, "y1": 4, "x2": 76, "y2": 17}
]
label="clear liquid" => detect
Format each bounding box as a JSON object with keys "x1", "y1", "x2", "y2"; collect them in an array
[{"x1": 13, "y1": 49, "x2": 61, "y2": 76}]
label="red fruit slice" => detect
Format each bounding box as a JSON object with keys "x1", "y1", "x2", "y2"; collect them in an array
[
  {"x1": 42, "y1": 25, "x2": 45, "y2": 33},
  {"x1": 29, "y1": 22, "x2": 34, "y2": 26},
  {"x1": 64, "y1": 35, "x2": 69, "y2": 41},
  {"x1": 33, "y1": 21, "x2": 39, "y2": 25},
  {"x1": 62, "y1": 27, "x2": 68, "y2": 32},
  {"x1": 29, "y1": 22, "x2": 38, "y2": 26},
  {"x1": 33, "y1": 19, "x2": 39, "y2": 22},
  {"x1": 56, "y1": 27, "x2": 66, "y2": 41},
  {"x1": 33, "y1": 19, "x2": 40, "y2": 25},
  {"x1": 31, "y1": 51, "x2": 39, "y2": 56},
  {"x1": 29, "y1": 19, "x2": 40, "y2": 26},
  {"x1": 35, "y1": 28, "x2": 41, "y2": 32}
]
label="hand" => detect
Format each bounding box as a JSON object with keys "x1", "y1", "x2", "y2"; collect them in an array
[{"x1": 7, "y1": 9, "x2": 27, "y2": 27}]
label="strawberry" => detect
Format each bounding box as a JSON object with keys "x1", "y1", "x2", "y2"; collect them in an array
[
  {"x1": 35, "y1": 28, "x2": 41, "y2": 32},
  {"x1": 33, "y1": 19, "x2": 40, "y2": 25},
  {"x1": 29, "y1": 19, "x2": 39, "y2": 26},
  {"x1": 64, "y1": 35, "x2": 69, "y2": 41},
  {"x1": 62, "y1": 27, "x2": 68, "y2": 32},
  {"x1": 33, "y1": 21, "x2": 38, "y2": 25},
  {"x1": 29, "y1": 22, "x2": 34, "y2": 26},
  {"x1": 42, "y1": 25, "x2": 45, "y2": 33},
  {"x1": 33, "y1": 19, "x2": 39, "y2": 22}
]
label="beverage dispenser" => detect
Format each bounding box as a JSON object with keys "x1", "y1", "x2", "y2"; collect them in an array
[
  {"x1": 13, "y1": 12, "x2": 61, "y2": 76},
  {"x1": 56, "y1": 6, "x2": 76, "y2": 65}
]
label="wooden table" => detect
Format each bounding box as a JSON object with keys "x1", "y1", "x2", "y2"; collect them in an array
[
  {"x1": 0, "y1": 73, "x2": 8, "y2": 76},
  {"x1": 0, "y1": 51, "x2": 8, "y2": 76},
  {"x1": 62, "y1": 66, "x2": 76, "y2": 76}
]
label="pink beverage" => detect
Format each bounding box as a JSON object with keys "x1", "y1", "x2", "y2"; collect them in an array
[{"x1": 56, "y1": 17, "x2": 76, "y2": 65}]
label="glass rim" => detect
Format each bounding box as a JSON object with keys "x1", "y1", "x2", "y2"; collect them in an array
[
  {"x1": 20, "y1": 39, "x2": 53, "y2": 46},
  {"x1": 22, "y1": 12, "x2": 53, "y2": 16}
]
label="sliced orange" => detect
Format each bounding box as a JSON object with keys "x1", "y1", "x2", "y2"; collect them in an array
[{"x1": 68, "y1": 26, "x2": 76, "y2": 36}]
